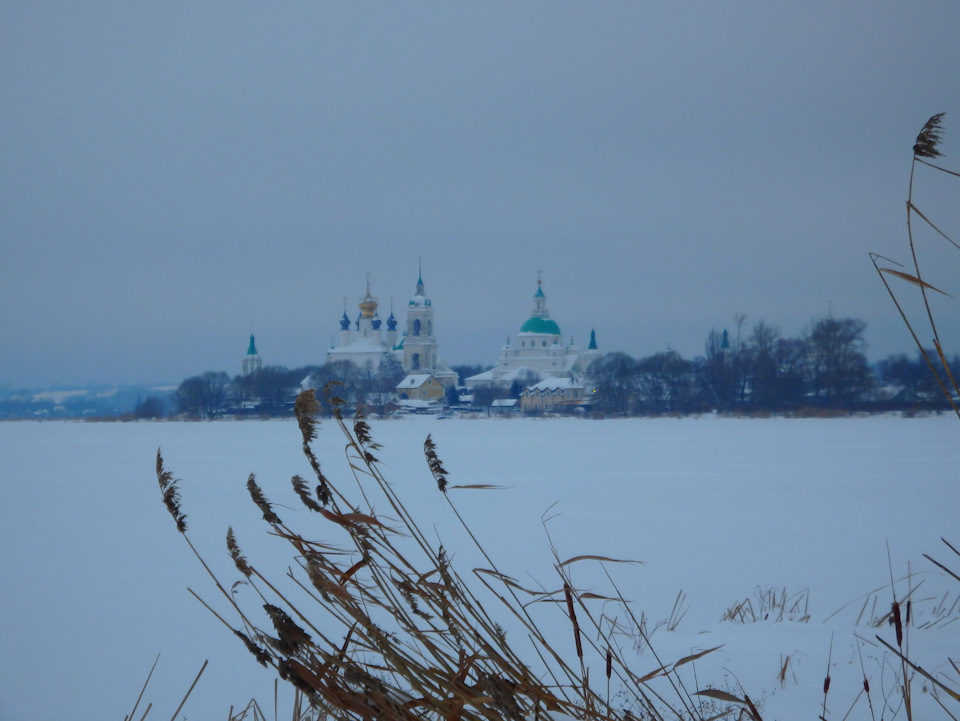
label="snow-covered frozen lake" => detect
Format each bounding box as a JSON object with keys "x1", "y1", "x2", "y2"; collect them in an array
[{"x1": 1, "y1": 414, "x2": 958, "y2": 721}]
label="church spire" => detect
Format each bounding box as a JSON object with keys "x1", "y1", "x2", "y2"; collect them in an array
[
  {"x1": 242, "y1": 334, "x2": 262, "y2": 376},
  {"x1": 532, "y1": 273, "x2": 547, "y2": 316},
  {"x1": 386, "y1": 297, "x2": 397, "y2": 331},
  {"x1": 359, "y1": 273, "x2": 378, "y2": 319}
]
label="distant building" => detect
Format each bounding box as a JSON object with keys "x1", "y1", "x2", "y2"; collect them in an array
[
  {"x1": 325, "y1": 268, "x2": 458, "y2": 386},
  {"x1": 396, "y1": 373, "x2": 445, "y2": 402},
  {"x1": 242, "y1": 335, "x2": 263, "y2": 376},
  {"x1": 465, "y1": 277, "x2": 600, "y2": 388},
  {"x1": 326, "y1": 276, "x2": 396, "y2": 373},
  {"x1": 490, "y1": 398, "x2": 519, "y2": 415},
  {"x1": 519, "y1": 376, "x2": 587, "y2": 413}
]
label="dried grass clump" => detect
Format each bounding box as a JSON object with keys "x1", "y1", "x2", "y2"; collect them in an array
[
  {"x1": 156, "y1": 389, "x2": 763, "y2": 721},
  {"x1": 720, "y1": 587, "x2": 810, "y2": 624},
  {"x1": 154, "y1": 388, "x2": 960, "y2": 720}
]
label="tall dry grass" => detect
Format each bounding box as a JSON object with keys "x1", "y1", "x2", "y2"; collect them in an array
[
  {"x1": 864, "y1": 115, "x2": 960, "y2": 719},
  {"x1": 155, "y1": 385, "x2": 761, "y2": 721},
  {"x1": 871, "y1": 113, "x2": 960, "y2": 419},
  {"x1": 152, "y1": 384, "x2": 960, "y2": 720}
]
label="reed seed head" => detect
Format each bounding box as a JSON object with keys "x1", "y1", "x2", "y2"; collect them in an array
[
  {"x1": 323, "y1": 380, "x2": 345, "y2": 419},
  {"x1": 292, "y1": 474, "x2": 322, "y2": 513},
  {"x1": 234, "y1": 629, "x2": 271, "y2": 667},
  {"x1": 294, "y1": 390, "x2": 321, "y2": 444},
  {"x1": 892, "y1": 601, "x2": 903, "y2": 646},
  {"x1": 156, "y1": 449, "x2": 187, "y2": 533},
  {"x1": 315, "y1": 479, "x2": 330, "y2": 507},
  {"x1": 914, "y1": 112, "x2": 946, "y2": 158},
  {"x1": 247, "y1": 473, "x2": 281, "y2": 525},
  {"x1": 423, "y1": 435, "x2": 448, "y2": 492},
  {"x1": 264, "y1": 603, "x2": 311, "y2": 656},
  {"x1": 227, "y1": 526, "x2": 252, "y2": 578},
  {"x1": 353, "y1": 411, "x2": 381, "y2": 464}
]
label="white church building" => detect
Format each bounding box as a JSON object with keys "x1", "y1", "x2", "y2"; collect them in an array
[
  {"x1": 465, "y1": 279, "x2": 599, "y2": 388},
  {"x1": 325, "y1": 270, "x2": 458, "y2": 387}
]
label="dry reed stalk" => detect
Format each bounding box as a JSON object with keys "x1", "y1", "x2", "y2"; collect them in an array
[
  {"x1": 165, "y1": 660, "x2": 208, "y2": 721},
  {"x1": 871, "y1": 113, "x2": 960, "y2": 420},
  {"x1": 778, "y1": 655, "x2": 790, "y2": 689},
  {"x1": 157, "y1": 389, "x2": 766, "y2": 721},
  {"x1": 125, "y1": 653, "x2": 160, "y2": 721}
]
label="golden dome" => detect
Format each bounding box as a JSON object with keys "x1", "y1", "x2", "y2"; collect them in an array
[{"x1": 359, "y1": 276, "x2": 378, "y2": 318}]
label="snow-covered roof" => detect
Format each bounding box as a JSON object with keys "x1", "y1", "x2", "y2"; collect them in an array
[
  {"x1": 526, "y1": 377, "x2": 583, "y2": 392},
  {"x1": 500, "y1": 366, "x2": 547, "y2": 382},
  {"x1": 397, "y1": 374, "x2": 436, "y2": 389},
  {"x1": 491, "y1": 399, "x2": 518, "y2": 407},
  {"x1": 465, "y1": 369, "x2": 497, "y2": 384},
  {"x1": 328, "y1": 335, "x2": 390, "y2": 353},
  {"x1": 466, "y1": 366, "x2": 547, "y2": 385}
]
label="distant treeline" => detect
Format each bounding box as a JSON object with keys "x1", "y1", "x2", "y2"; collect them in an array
[
  {"x1": 160, "y1": 315, "x2": 956, "y2": 419},
  {"x1": 166, "y1": 356, "x2": 410, "y2": 420},
  {"x1": 2, "y1": 315, "x2": 953, "y2": 420},
  {"x1": 584, "y1": 316, "x2": 956, "y2": 416}
]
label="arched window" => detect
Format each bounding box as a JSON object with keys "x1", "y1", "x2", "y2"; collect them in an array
[
  {"x1": 412, "y1": 353, "x2": 420, "y2": 370},
  {"x1": 413, "y1": 319, "x2": 421, "y2": 336}
]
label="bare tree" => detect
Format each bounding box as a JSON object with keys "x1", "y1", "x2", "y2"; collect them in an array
[
  {"x1": 175, "y1": 371, "x2": 231, "y2": 418},
  {"x1": 588, "y1": 352, "x2": 638, "y2": 416},
  {"x1": 804, "y1": 317, "x2": 870, "y2": 408},
  {"x1": 635, "y1": 351, "x2": 693, "y2": 414}
]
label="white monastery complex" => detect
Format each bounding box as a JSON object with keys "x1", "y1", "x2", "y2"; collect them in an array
[
  {"x1": 465, "y1": 278, "x2": 599, "y2": 388},
  {"x1": 278, "y1": 270, "x2": 599, "y2": 410},
  {"x1": 325, "y1": 270, "x2": 458, "y2": 388},
  {"x1": 320, "y1": 272, "x2": 599, "y2": 392}
]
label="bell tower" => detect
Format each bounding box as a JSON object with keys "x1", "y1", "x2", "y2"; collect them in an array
[{"x1": 403, "y1": 262, "x2": 437, "y2": 372}]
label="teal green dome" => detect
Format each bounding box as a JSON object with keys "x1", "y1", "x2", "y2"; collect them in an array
[{"x1": 520, "y1": 317, "x2": 561, "y2": 335}]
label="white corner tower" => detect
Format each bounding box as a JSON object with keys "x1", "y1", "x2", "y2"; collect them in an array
[{"x1": 242, "y1": 334, "x2": 263, "y2": 376}]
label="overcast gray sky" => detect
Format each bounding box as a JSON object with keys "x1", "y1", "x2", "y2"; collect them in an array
[{"x1": 3, "y1": 2, "x2": 960, "y2": 388}]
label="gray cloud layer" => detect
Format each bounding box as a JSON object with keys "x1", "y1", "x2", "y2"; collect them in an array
[{"x1": 3, "y1": 3, "x2": 960, "y2": 386}]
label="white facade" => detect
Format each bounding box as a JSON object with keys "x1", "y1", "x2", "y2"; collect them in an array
[
  {"x1": 325, "y1": 271, "x2": 458, "y2": 387},
  {"x1": 396, "y1": 373, "x2": 445, "y2": 401},
  {"x1": 403, "y1": 274, "x2": 438, "y2": 373},
  {"x1": 519, "y1": 376, "x2": 587, "y2": 413},
  {"x1": 326, "y1": 280, "x2": 395, "y2": 372},
  {"x1": 465, "y1": 280, "x2": 599, "y2": 388},
  {"x1": 242, "y1": 335, "x2": 263, "y2": 376}
]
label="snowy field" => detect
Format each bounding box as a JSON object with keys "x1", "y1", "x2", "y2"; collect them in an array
[{"x1": 1, "y1": 414, "x2": 958, "y2": 721}]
